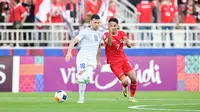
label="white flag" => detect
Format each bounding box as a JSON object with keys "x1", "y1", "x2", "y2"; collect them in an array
[{"x1": 98, "y1": 0, "x2": 110, "y2": 25}]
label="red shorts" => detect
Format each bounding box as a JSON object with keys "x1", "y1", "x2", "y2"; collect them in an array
[{"x1": 109, "y1": 59, "x2": 133, "y2": 79}]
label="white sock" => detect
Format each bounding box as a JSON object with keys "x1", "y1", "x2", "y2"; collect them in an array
[
  {"x1": 78, "y1": 66, "x2": 93, "y2": 99},
  {"x1": 78, "y1": 66, "x2": 94, "y2": 82},
  {"x1": 79, "y1": 83, "x2": 86, "y2": 98}
]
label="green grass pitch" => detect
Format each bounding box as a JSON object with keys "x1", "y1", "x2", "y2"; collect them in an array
[{"x1": 0, "y1": 91, "x2": 200, "y2": 112}]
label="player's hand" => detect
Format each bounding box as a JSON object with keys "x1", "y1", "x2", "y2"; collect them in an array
[
  {"x1": 65, "y1": 53, "x2": 72, "y2": 62},
  {"x1": 108, "y1": 24, "x2": 113, "y2": 32}
]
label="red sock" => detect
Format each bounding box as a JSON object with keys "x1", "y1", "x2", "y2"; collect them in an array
[{"x1": 130, "y1": 82, "x2": 137, "y2": 97}]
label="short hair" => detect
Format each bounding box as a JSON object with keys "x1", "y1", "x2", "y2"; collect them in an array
[
  {"x1": 108, "y1": 18, "x2": 118, "y2": 24},
  {"x1": 90, "y1": 14, "x2": 100, "y2": 20},
  {"x1": 15, "y1": 0, "x2": 20, "y2": 3}
]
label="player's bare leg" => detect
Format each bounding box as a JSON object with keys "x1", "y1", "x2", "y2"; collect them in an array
[
  {"x1": 77, "y1": 65, "x2": 94, "y2": 104},
  {"x1": 120, "y1": 76, "x2": 129, "y2": 97},
  {"x1": 126, "y1": 70, "x2": 137, "y2": 102}
]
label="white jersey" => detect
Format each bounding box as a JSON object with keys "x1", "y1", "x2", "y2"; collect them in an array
[
  {"x1": 75, "y1": 27, "x2": 103, "y2": 56},
  {"x1": 75, "y1": 27, "x2": 103, "y2": 73}
]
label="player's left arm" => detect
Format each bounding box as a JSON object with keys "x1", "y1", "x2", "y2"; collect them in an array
[
  {"x1": 124, "y1": 37, "x2": 131, "y2": 48},
  {"x1": 96, "y1": 45, "x2": 101, "y2": 67},
  {"x1": 121, "y1": 31, "x2": 131, "y2": 48}
]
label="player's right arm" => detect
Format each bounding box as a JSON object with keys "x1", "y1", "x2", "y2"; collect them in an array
[
  {"x1": 107, "y1": 25, "x2": 113, "y2": 46},
  {"x1": 65, "y1": 30, "x2": 85, "y2": 62},
  {"x1": 65, "y1": 38, "x2": 79, "y2": 62}
]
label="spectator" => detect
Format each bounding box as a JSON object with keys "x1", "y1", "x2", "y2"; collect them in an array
[
  {"x1": 182, "y1": 0, "x2": 198, "y2": 46},
  {"x1": 22, "y1": 0, "x2": 35, "y2": 47},
  {"x1": 9, "y1": 0, "x2": 27, "y2": 47},
  {"x1": 51, "y1": 0, "x2": 65, "y2": 46},
  {"x1": 66, "y1": 0, "x2": 79, "y2": 23},
  {"x1": 10, "y1": 0, "x2": 27, "y2": 29},
  {"x1": 151, "y1": 0, "x2": 159, "y2": 23},
  {"x1": 107, "y1": 0, "x2": 116, "y2": 21},
  {"x1": 51, "y1": 0, "x2": 65, "y2": 23},
  {"x1": 183, "y1": 0, "x2": 197, "y2": 23},
  {"x1": 137, "y1": 0, "x2": 154, "y2": 47},
  {"x1": 160, "y1": 0, "x2": 179, "y2": 47},
  {"x1": 0, "y1": 0, "x2": 9, "y2": 23},
  {"x1": 85, "y1": 0, "x2": 102, "y2": 23},
  {"x1": 0, "y1": 0, "x2": 9, "y2": 46},
  {"x1": 66, "y1": 0, "x2": 79, "y2": 40}
]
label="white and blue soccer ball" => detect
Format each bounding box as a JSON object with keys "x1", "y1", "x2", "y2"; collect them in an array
[{"x1": 54, "y1": 90, "x2": 67, "y2": 103}]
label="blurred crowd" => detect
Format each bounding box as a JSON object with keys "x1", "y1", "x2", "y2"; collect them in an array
[
  {"x1": 0, "y1": 0, "x2": 116, "y2": 25},
  {"x1": 0, "y1": 0, "x2": 199, "y2": 47},
  {"x1": 135, "y1": 0, "x2": 200, "y2": 47},
  {"x1": 0, "y1": 0, "x2": 117, "y2": 47},
  {"x1": 136, "y1": 0, "x2": 200, "y2": 24}
]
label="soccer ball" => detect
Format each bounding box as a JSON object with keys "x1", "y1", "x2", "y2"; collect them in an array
[{"x1": 54, "y1": 90, "x2": 67, "y2": 103}]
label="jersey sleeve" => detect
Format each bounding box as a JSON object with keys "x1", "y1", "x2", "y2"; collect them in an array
[
  {"x1": 121, "y1": 31, "x2": 128, "y2": 39},
  {"x1": 75, "y1": 30, "x2": 86, "y2": 41},
  {"x1": 20, "y1": 5, "x2": 27, "y2": 17}
]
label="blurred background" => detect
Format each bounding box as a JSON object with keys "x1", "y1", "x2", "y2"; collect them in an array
[
  {"x1": 0, "y1": 0, "x2": 199, "y2": 48},
  {"x1": 0, "y1": 0, "x2": 200, "y2": 93}
]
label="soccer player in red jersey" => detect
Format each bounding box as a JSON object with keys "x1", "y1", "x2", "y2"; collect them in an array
[{"x1": 103, "y1": 18, "x2": 137, "y2": 102}]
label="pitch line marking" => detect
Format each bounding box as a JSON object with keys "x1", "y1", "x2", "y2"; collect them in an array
[
  {"x1": 0, "y1": 97, "x2": 200, "y2": 101},
  {"x1": 128, "y1": 103, "x2": 200, "y2": 112}
]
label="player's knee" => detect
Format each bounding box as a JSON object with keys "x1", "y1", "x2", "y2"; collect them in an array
[
  {"x1": 130, "y1": 78, "x2": 136, "y2": 84},
  {"x1": 121, "y1": 78, "x2": 128, "y2": 87},
  {"x1": 127, "y1": 71, "x2": 136, "y2": 83}
]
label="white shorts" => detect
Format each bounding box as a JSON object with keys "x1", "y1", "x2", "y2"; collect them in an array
[{"x1": 76, "y1": 53, "x2": 97, "y2": 74}]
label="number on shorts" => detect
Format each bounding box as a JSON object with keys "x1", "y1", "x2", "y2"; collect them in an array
[{"x1": 80, "y1": 63, "x2": 85, "y2": 69}]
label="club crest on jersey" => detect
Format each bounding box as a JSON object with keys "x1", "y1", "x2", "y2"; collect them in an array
[{"x1": 94, "y1": 34, "x2": 99, "y2": 42}]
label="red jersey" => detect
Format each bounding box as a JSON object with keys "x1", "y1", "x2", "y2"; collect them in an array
[
  {"x1": 103, "y1": 31, "x2": 127, "y2": 63},
  {"x1": 161, "y1": 4, "x2": 177, "y2": 23},
  {"x1": 137, "y1": 1, "x2": 154, "y2": 23},
  {"x1": 51, "y1": 3, "x2": 65, "y2": 23},
  {"x1": 107, "y1": 3, "x2": 116, "y2": 20},
  {"x1": 183, "y1": 5, "x2": 196, "y2": 23},
  {"x1": 9, "y1": 3, "x2": 27, "y2": 22},
  {"x1": 86, "y1": 0, "x2": 102, "y2": 15}
]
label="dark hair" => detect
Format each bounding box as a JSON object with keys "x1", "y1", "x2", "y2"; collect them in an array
[
  {"x1": 108, "y1": 18, "x2": 118, "y2": 24},
  {"x1": 184, "y1": 1, "x2": 197, "y2": 16},
  {"x1": 90, "y1": 14, "x2": 100, "y2": 20},
  {"x1": 15, "y1": 0, "x2": 20, "y2": 3}
]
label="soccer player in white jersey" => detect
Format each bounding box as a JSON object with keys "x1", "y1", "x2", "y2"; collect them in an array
[{"x1": 65, "y1": 14, "x2": 103, "y2": 104}]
